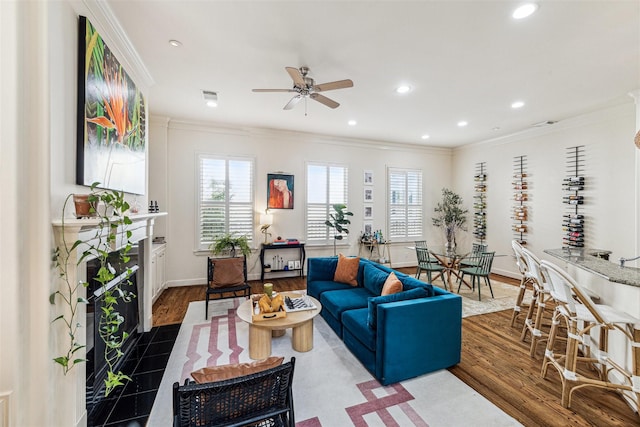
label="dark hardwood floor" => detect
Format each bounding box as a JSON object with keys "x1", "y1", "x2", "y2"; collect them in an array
[{"x1": 152, "y1": 269, "x2": 639, "y2": 426}]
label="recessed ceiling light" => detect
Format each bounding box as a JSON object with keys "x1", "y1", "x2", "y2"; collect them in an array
[
  {"x1": 168, "y1": 39, "x2": 182, "y2": 47},
  {"x1": 202, "y1": 90, "x2": 218, "y2": 108},
  {"x1": 492, "y1": 126, "x2": 501, "y2": 131},
  {"x1": 396, "y1": 85, "x2": 412, "y2": 94},
  {"x1": 513, "y1": 3, "x2": 538, "y2": 19},
  {"x1": 348, "y1": 120, "x2": 357, "y2": 126},
  {"x1": 457, "y1": 121, "x2": 468, "y2": 127},
  {"x1": 421, "y1": 134, "x2": 430, "y2": 140},
  {"x1": 511, "y1": 101, "x2": 525, "y2": 109}
]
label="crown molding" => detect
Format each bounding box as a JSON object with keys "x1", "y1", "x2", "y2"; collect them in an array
[
  {"x1": 164, "y1": 117, "x2": 452, "y2": 156},
  {"x1": 80, "y1": 0, "x2": 154, "y2": 91}
]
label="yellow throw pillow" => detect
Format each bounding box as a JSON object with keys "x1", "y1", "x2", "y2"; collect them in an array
[
  {"x1": 381, "y1": 271, "x2": 403, "y2": 296},
  {"x1": 334, "y1": 253, "x2": 360, "y2": 286},
  {"x1": 191, "y1": 356, "x2": 284, "y2": 384}
]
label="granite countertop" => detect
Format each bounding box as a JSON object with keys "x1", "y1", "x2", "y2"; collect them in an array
[{"x1": 544, "y1": 248, "x2": 640, "y2": 287}]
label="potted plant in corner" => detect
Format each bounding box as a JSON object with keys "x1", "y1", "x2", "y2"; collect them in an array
[
  {"x1": 51, "y1": 182, "x2": 135, "y2": 397},
  {"x1": 325, "y1": 203, "x2": 353, "y2": 256},
  {"x1": 209, "y1": 232, "x2": 252, "y2": 258},
  {"x1": 432, "y1": 188, "x2": 468, "y2": 252}
]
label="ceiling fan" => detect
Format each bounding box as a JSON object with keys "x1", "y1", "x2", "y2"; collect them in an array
[{"x1": 252, "y1": 66, "x2": 353, "y2": 111}]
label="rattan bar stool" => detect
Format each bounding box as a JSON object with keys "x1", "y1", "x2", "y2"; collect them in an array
[
  {"x1": 519, "y1": 248, "x2": 557, "y2": 357},
  {"x1": 510, "y1": 240, "x2": 536, "y2": 327},
  {"x1": 539, "y1": 260, "x2": 640, "y2": 412}
]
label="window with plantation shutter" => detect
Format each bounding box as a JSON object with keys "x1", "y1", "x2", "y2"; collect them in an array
[
  {"x1": 197, "y1": 155, "x2": 254, "y2": 251},
  {"x1": 387, "y1": 168, "x2": 422, "y2": 241},
  {"x1": 306, "y1": 163, "x2": 349, "y2": 244}
]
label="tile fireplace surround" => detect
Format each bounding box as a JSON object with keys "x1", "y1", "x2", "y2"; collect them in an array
[{"x1": 51, "y1": 212, "x2": 167, "y2": 427}]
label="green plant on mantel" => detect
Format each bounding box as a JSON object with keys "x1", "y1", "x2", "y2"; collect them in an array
[
  {"x1": 209, "y1": 232, "x2": 252, "y2": 258},
  {"x1": 51, "y1": 182, "x2": 135, "y2": 396}
]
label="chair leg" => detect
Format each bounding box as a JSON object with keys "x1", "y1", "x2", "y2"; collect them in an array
[
  {"x1": 415, "y1": 267, "x2": 421, "y2": 279},
  {"x1": 426, "y1": 269, "x2": 433, "y2": 283},
  {"x1": 457, "y1": 272, "x2": 465, "y2": 293},
  {"x1": 510, "y1": 277, "x2": 527, "y2": 326},
  {"x1": 205, "y1": 293, "x2": 209, "y2": 320},
  {"x1": 477, "y1": 276, "x2": 482, "y2": 301},
  {"x1": 520, "y1": 291, "x2": 538, "y2": 342},
  {"x1": 484, "y1": 275, "x2": 494, "y2": 298}
]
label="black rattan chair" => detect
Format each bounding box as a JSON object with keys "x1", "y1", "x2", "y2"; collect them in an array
[
  {"x1": 206, "y1": 256, "x2": 251, "y2": 319},
  {"x1": 173, "y1": 358, "x2": 296, "y2": 427}
]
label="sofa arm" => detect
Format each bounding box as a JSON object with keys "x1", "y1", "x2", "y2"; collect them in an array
[{"x1": 375, "y1": 293, "x2": 462, "y2": 384}]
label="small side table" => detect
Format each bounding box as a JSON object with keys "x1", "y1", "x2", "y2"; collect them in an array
[
  {"x1": 358, "y1": 240, "x2": 392, "y2": 266},
  {"x1": 260, "y1": 243, "x2": 306, "y2": 281}
]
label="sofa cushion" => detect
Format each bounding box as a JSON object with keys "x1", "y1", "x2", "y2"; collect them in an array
[
  {"x1": 306, "y1": 257, "x2": 338, "y2": 282},
  {"x1": 190, "y1": 356, "x2": 284, "y2": 383},
  {"x1": 362, "y1": 263, "x2": 390, "y2": 295},
  {"x1": 342, "y1": 308, "x2": 376, "y2": 351},
  {"x1": 381, "y1": 272, "x2": 403, "y2": 296},
  {"x1": 397, "y1": 273, "x2": 435, "y2": 296},
  {"x1": 307, "y1": 279, "x2": 354, "y2": 300},
  {"x1": 334, "y1": 254, "x2": 360, "y2": 286},
  {"x1": 367, "y1": 287, "x2": 430, "y2": 330},
  {"x1": 321, "y1": 288, "x2": 371, "y2": 321}
]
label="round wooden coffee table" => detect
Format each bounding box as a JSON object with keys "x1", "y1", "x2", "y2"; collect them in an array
[{"x1": 236, "y1": 293, "x2": 322, "y2": 360}]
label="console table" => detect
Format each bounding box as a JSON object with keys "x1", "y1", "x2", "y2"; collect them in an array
[{"x1": 260, "y1": 243, "x2": 306, "y2": 281}]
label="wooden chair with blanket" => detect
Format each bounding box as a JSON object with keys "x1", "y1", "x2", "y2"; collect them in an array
[
  {"x1": 173, "y1": 357, "x2": 296, "y2": 427},
  {"x1": 206, "y1": 256, "x2": 251, "y2": 319}
]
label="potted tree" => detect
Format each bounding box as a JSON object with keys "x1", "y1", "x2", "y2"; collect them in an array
[
  {"x1": 325, "y1": 203, "x2": 353, "y2": 256},
  {"x1": 432, "y1": 188, "x2": 468, "y2": 251}
]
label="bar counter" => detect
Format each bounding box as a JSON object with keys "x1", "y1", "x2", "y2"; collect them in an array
[{"x1": 544, "y1": 248, "x2": 640, "y2": 287}]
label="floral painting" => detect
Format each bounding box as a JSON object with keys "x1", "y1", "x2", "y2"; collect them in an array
[{"x1": 77, "y1": 16, "x2": 146, "y2": 195}]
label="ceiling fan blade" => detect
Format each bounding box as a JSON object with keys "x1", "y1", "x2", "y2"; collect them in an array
[
  {"x1": 285, "y1": 67, "x2": 306, "y2": 88},
  {"x1": 310, "y1": 93, "x2": 339, "y2": 109},
  {"x1": 313, "y1": 79, "x2": 353, "y2": 92},
  {"x1": 283, "y1": 95, "x2": 303, "y2": 110},
  {"x1": 252, "y1": 88, "x2": 296, "y2": 93}
]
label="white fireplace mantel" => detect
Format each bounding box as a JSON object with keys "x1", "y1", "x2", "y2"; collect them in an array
[{"x1": 52, "y1": 211, "x2": 167, "y2": 331}]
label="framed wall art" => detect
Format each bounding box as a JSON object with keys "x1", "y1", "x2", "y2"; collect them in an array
[
  {"x1": 364, "y1": 170, "x2": 373, "y2": 185},
  {"x1": 76, "y1": 16, "x2": 147, "y2": 195},
  {"x1": 364, "y1": 205, "x2": 373, "y2": 220},
  {"x1": 364, "y1": 188, "x2": 373, "y2": 202},
  {"x1": 267, "y1": 173, "x2": 294, "y2": 209}
]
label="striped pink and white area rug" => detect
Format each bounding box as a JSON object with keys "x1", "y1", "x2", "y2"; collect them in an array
[{"x1": 148, "y1": 298, "x2": 521, "y2": 427}]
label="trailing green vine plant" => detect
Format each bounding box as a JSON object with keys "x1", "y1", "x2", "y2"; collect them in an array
[{"x1": 51, "y1": 182, "x2": 136, "y2": 396}]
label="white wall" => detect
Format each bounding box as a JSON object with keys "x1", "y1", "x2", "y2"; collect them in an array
[
  {"x1": 149, "y1": 120, "x2": 453, "y2": 285},
  {"x1": 452, "y1": 103, "x2": 637, "y2": 277}
]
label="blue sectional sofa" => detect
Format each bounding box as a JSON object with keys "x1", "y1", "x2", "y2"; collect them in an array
[{"x1": 307, "y1": 256, "x2": 462, "y2": 385}]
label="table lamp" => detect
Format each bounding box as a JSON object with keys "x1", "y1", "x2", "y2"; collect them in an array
[{"x1": 260, "y1": 211, "x2": 273, "y2": 244}]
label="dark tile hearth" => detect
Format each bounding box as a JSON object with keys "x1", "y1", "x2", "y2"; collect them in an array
[{"x1": 89, "y1": 324, "x2": 180, "y2": 427}]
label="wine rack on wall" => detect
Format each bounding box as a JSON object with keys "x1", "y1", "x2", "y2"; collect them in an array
[
  {"x1": 513, "y1": 156, "x2": 528, "y2": 244},
  {"x1": 563, "y1": 145, "x2": 585, "y2": 247},
  {"x1": 473, "y1": 162, "x2": 487, "y2": 243}
]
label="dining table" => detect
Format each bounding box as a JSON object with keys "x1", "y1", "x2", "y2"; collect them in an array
[{"x1": 427, "y1": 246, "x2": 473, "y2": 292}]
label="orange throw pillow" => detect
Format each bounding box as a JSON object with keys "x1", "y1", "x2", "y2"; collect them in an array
[
  {"x1": 191, "y1": 356, "x2": 284, "y2": 384},
  {"x1": 381, "y1": 272, "x2": 403, "y2": 296},
  {"x1": 334, "y1": 253, "x2": 360, "y2": 286}
]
